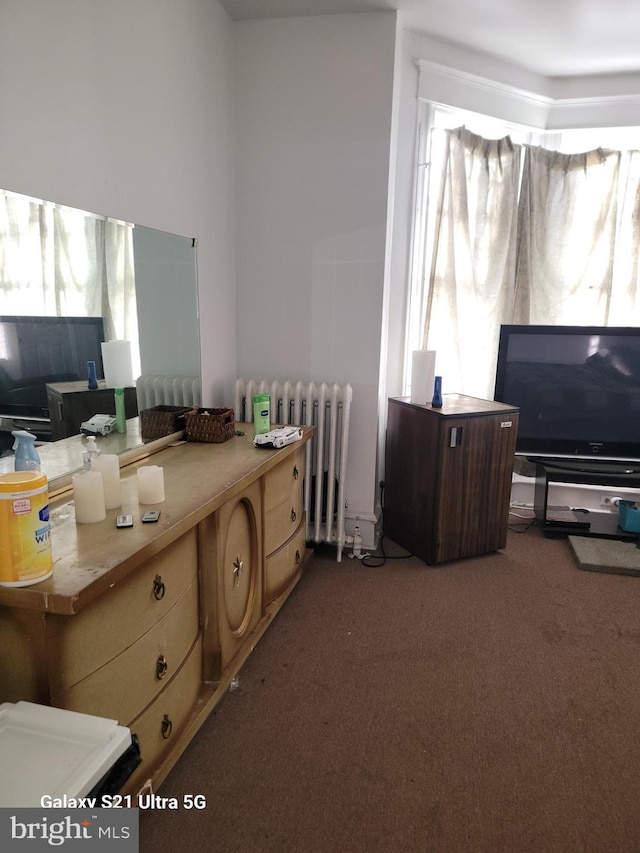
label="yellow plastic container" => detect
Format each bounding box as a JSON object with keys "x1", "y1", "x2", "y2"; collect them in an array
[{"x1": 0, "y1": 471, "x2": 53, "y2": 587}]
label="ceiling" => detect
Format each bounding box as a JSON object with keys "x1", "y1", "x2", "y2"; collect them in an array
[{"x1": 218, "y1": 0, "x2": 640, "y2": 78}]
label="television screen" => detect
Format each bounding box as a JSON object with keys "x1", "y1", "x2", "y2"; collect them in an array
[
  {"x1": 0, "y1": 315, "x2": 105, "y2": 420},
  {"x1": 494, "y1": 325, "x2": 640, "y2": 468}
]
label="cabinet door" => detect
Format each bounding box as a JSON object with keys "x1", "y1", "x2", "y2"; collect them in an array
[
  {"x1": 434, "y1": 413, "x2": 518, "y2": 562},
  {"x1": 200, "y1": 480, "x2": 263, "y2": 677}
]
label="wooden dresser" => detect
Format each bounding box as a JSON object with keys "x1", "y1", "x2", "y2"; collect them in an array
[{"x1": 0, "y1": 426, "x2": 313, "y2": 796}]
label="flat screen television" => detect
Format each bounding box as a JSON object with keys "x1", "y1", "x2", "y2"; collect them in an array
[
  {"x1": 494, "y1": 324, "x2": 640, "y2": 472},
  {"x1": 0, "y1": 315, "x2": 105, "y2": 421}
]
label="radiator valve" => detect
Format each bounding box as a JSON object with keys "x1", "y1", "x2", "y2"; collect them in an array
[{"x1": 351, "y1": 521, "x2": 362, "y2": 559}]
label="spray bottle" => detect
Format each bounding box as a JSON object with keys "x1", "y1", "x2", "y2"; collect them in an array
[
  {"x1": 83, "y1": 435, "x2": 100, "y2": 471},
  {"x1": 11, "y1": 430, "x2": 41, "y2": 472}
]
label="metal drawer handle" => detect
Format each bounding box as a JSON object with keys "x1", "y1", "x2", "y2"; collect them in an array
[
  {"x1": 161, "y1": 714, "x2": 173, "y2": 740},
  {"x1": 291, "y1": 508, "x2": 297, "y2": 523},
  {"x1": 153, "y1": 575, "x2": 165, "y2": 600},
  {"x1": 293, "y1": 465, "x2": 299, "y2": 480},
  {"x1": 233, "y1": 556, "x2": 244, "y2": 588},
  {"x1": 156, "y1": 655, "x2": 168, "y2": 680}
]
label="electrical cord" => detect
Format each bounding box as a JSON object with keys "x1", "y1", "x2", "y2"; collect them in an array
[
  {"x1": 508, "y1": 505, "x2": 537, "y2": 533},
  {"x1": 361, "y1": 533, "x2": 415, "y2": 567},
  {"x1": 360, "y1": 479, "x2": 415, "y2": 567}
]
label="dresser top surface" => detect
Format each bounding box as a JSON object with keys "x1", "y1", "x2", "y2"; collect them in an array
[{"x1": 0, "y1": 426, "x2": 314, "y2": 615}]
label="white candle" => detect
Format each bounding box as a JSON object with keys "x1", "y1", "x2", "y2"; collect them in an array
[
  {"x1": 92, "y1": 454, "x2": 121, "y2": 509},
  {"x1": 73, "y1": 470, "x2": 106, "y2": 523},
  {"x1": 137, "y1": 465, "x2": 165, "y2": 504},
  {"x1": 411, "y1": 349, "x2": 436, "y2": 404},
  {"x1": 101, "y1": 340, "x2": 134, "y2": 388}
]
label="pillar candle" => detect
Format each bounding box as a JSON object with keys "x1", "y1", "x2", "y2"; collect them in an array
[
  {"x1": 411, "y1": 349, "x2": 436, "y2": 404},
  {"x1": 92, "y1": 454, "x2": 121, "y2": 509},
  {"x1": 101, "y1": 340, "x2": 134, "y2": 388},
  {"x1": 73, "y1": 470, "x2": 106, "y2": 523},
  {"x1": 137, "y1": 465, "x2": 165, "y2": 504}
]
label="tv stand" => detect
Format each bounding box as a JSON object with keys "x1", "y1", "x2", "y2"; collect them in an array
[
  {"x1": 529, "y1": 457, "x2": 640, "y2": 476},
  {"x1": 534, "y1": 462, "x2": 640, "y2": 540}
]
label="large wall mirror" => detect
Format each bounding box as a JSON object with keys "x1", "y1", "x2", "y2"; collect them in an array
[{"x1": 0, "y1": 188, "x2": 201, "y2": 479}]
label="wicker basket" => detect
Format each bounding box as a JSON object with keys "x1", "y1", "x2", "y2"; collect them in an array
[
  {"x1": 184, "y1": 407, "x2": 235, "y2": 443},
  {"x1": 140, "y1": 405, "x2": 191, "y2": 440}
]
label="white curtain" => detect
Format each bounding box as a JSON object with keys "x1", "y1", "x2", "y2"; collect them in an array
[
  {"x1": 424, "y1": 127, "x2": 522, "y2": 398},
  {"x1": 0, "y1": 190, "x2": 140, "y2": 376},
  {"x1": 423, "y1": 129, "x2": 640, "y2": 397},
  {"x1": 514, "y1": 146, "x2": 622, "y2": 324}
]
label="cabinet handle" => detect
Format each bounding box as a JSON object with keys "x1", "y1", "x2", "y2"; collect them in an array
[
  {"x1": 156, "y1": 655, "x2": 168, "y2": 680},
  {"x1": 153, "y1": 575, "x2": 166, "y2": 600},
  {"x1": 293, "y1": 465, "x2": 299, "y2": 480},
  {"x1": 161, "y1": 714, "x2": 173, "y2": 740},
  {"x1": 295, "y1": 549, "x2": 301, "y2": 565},
  {"x1": 449, "y1": 426, "x2": 463, "y2": 447},
  {"x1": 233, "y1": 556, "x2": 244, "y2": 588},
  {"x1": 291, "y1": 508, "x2": 297, "y2": 523}
]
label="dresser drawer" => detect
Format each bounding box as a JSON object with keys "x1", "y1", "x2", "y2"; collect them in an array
[
  {"x1": 125, "y1": 635, "x2": 203, "y2": 796},
  {"x1": 263, "y1": 448, "x2": 304, "y2": 513},
  {"x1": 264, "y1": 516, "x2": 306, "y2": 607},
  {"x1": 52, "y1": 577, "x2": 199, "y2": 724},
  {"x1": 46, "y1": 530, "x2": 198, "y2": 695},
  {"x1": 264, "y1": 486, "x2": 303, "y2": 556}
]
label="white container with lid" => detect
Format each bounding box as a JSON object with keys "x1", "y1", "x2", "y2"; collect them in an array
[{"x1": 0, "y1": 701, "x2": 132, "y2": 807}]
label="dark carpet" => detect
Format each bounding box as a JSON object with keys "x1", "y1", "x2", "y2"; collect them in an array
[{"x1": 139, "y1": 526, "x2": 640, "y2": 853}]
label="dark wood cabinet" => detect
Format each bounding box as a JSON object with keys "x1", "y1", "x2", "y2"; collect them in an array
[
  {"x1": 384, "y1": 395, "x2": 519, "y2": 564},
  {"x1": 46, "y1": 381, "x2": 138, "y2": 440}
]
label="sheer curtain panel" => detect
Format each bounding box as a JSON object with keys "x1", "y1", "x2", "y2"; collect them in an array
[
  {"x1": 422, "y1": 129, "x2": 640, "y2": 398},
  {"x1": 424, "y1": 127, "x2": 522, "y2": 398}
]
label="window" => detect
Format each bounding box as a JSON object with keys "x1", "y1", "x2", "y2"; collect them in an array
[{"x1": 407, "y1": 103, "x2": 640, "y2": 400}]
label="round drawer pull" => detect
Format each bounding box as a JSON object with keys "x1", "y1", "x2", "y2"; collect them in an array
[
  {"x1": 161, "y1": 714, "x2": 173, "y2": 740},
  {"x1": 291, "y1": 508, "x2": 297, "y2": 523},
  {"x1": 156, "y1": 655, "x2": 168, "y2": 680},
  {"x1": 293, "y1": 465, "x2": 299, "y2": 480},
  {"x1": 153, "y1": 575, "x2": 166, "y2": 600},
  {"x1": 295, "y1": 549, "x2": 301, "y2": 565}
]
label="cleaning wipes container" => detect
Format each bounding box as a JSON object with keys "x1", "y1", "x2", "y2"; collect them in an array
[{"x1": 0, "y1": 470, "x2": 52, "y2": 586}]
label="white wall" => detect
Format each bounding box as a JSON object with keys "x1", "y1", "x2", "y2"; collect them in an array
[
  {"x1": 0, "y1": 0, "x2": 237, "y2": 405},
  {"x1": 234, "y1": 13, "x2": 397, "y2": 544}
]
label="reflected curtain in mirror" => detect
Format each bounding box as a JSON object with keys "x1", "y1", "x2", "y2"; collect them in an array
[{"x1": 0, "y1": 189, "x2": 140, "y2": 376}]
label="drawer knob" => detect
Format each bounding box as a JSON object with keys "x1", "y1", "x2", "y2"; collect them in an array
[
  {"x1": 153, "y1": 575, "x2": 166, "y2": 600},
  {"x1": 161, "y1": 714, "x2": 173, "y2": 740},
  {"x1": 233, "y1": 556, "x2": 244, "y2": 588},
  {"x1": 156, "y1": 655, "x2": 168, "y2": 680},
  {"x1": 291, "y1": 508, "x2": 297, "y2": 523},
  {"x1": 293, "y1": 464, "x2": 299, "y2": 480},
  {"x1": 295, "y1": 549, "x2": 301, "y2": 566}
]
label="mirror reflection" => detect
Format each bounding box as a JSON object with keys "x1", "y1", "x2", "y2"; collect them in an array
[{"x1": 0, "y1": 189, "x2": 201, "y2": 479}]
